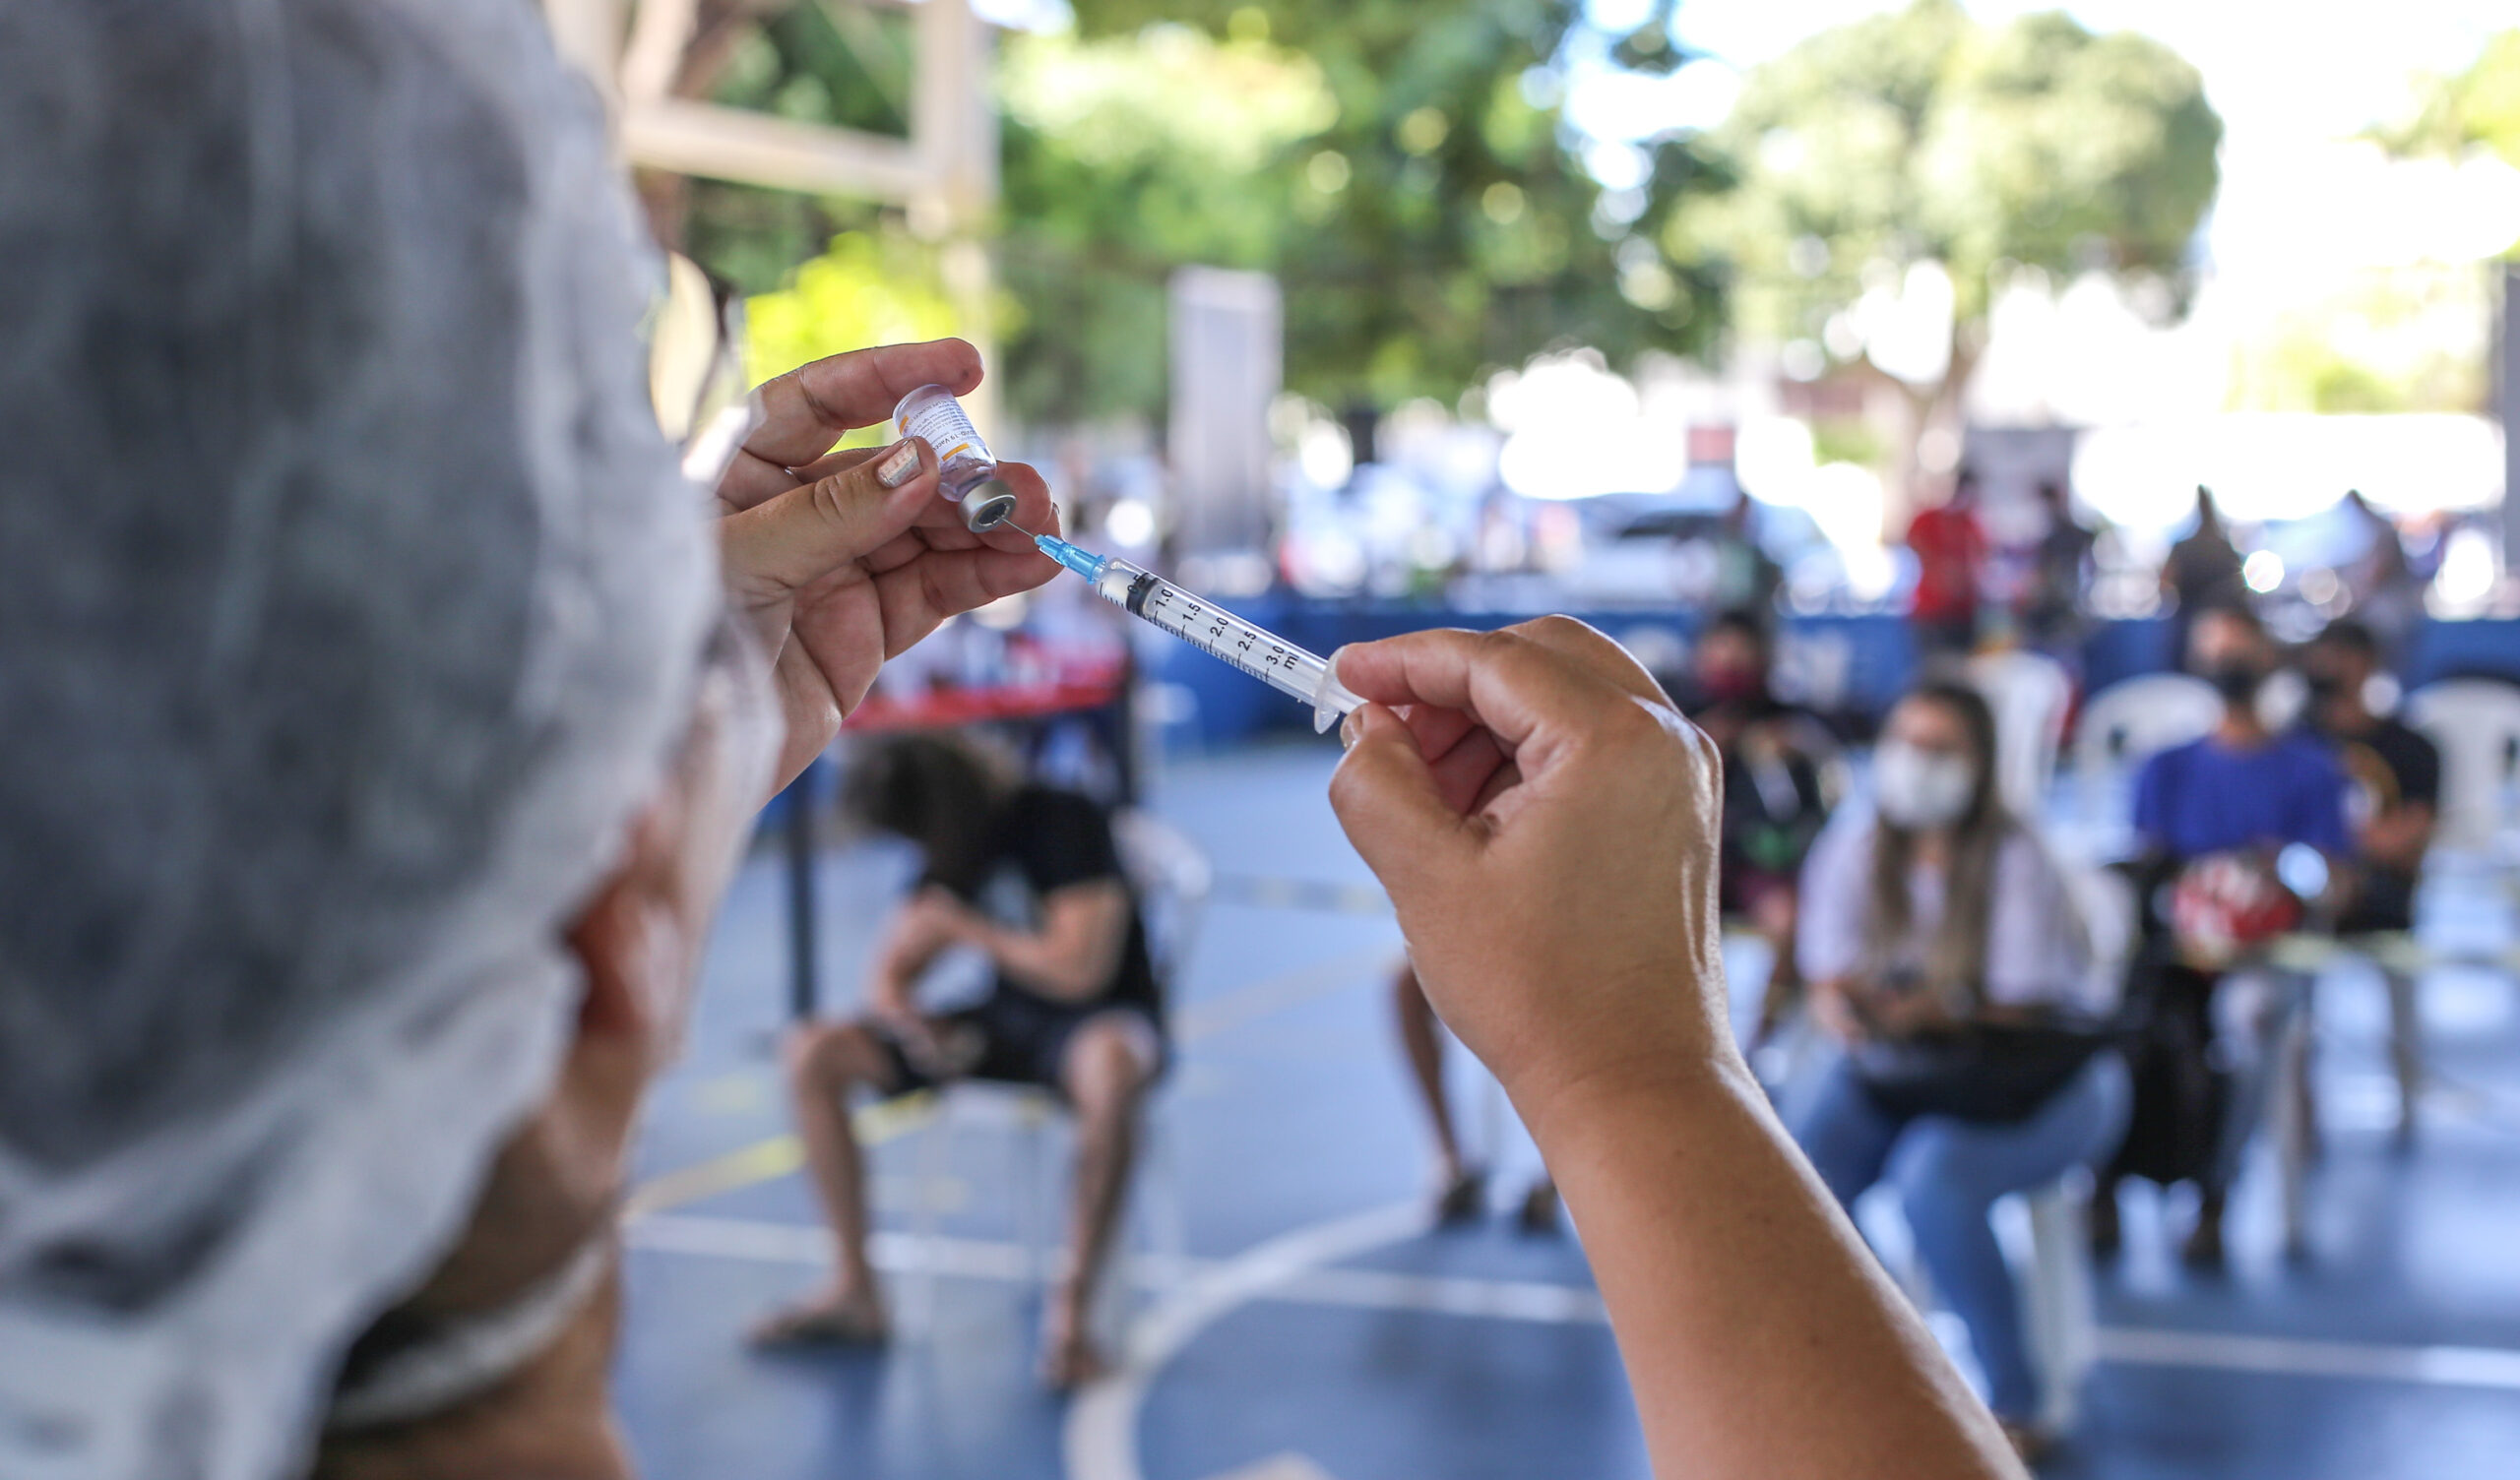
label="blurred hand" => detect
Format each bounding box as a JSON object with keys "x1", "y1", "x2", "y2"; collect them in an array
[
  {"x1": 1326, "y1": 618, "x2": 1732, "y2": 1111},
  {"x1": 1810, "y1": 978, "x2": 1871, "y2": 1046},
  {"x1": 715, "y1": 339, "x2": 1060, "y2": 789},
  {"x1": 900, "y1": 885, "x2": 983, "y2": 951}
]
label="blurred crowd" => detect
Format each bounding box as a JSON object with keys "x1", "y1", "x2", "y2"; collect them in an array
[{"x1": 1433, "y1": 537, "x2": 2462, "y2": 1454}]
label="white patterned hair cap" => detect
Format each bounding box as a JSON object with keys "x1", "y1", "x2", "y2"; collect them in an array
[{"x1": 0, "y1": 1, "x2": 713, "y2": 1475}]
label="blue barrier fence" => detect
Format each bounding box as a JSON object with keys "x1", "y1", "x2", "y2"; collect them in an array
[{"x1": 1151, "y1": 605, "x2": 2520, "y2": 747}]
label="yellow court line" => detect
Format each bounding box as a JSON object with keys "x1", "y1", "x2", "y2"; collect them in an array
[
  {"x1": 623, "y1": 939, "x2": 1400, "y2": 1220},
  {"x1": 624, "y1": 1092, "x2": 941, "y2": 1221}
]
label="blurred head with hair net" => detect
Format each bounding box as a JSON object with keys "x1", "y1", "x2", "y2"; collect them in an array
[{"x1": 0, "y1": 1, "x2": 763, "y2": 1475}]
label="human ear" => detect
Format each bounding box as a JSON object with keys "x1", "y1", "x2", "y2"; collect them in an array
[{"x1": 564, "y1": 791, "x2": 691, "y2": 1072}]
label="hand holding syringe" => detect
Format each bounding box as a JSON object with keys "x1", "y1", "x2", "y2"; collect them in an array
[{"x1": 893, "y1": 383, "x2": 1363, "y2": 733}]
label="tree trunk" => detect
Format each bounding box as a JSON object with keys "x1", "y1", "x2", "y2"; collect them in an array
[{"x1": 1883, "y1": 318, "x2": 1984, "y2": 535}]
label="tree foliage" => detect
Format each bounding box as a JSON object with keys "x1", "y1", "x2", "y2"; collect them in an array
[
  {"x1": 2381, "y1": 29, "x2": 2520, "y2": 168},
  {"x1": 1693, "y1": 0, "x2": 2220, "y2": 473},
  {"x1": 992, "y1": 24, "x2": 1338, "y2": 424},
  {"x1": 662, "y1": 0, "x2": 1729, "y2": 429},
  {"x1": 1041, "y1": 0, "x2": 1729, "y2": 421}
]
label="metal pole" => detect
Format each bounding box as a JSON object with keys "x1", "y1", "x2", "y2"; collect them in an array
[{"x1": 783, "y1": 763, "x2": 819, "y2": 1022}]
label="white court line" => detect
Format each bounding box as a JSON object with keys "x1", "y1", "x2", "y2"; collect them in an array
[
  {"x1": 2096, "y1": 1326, "x2": 2520, "y2": 1391},
  {"x1": 628, "y1": 1212, "x2": 1600, "y2": 1326},
  {"x1": 1063, "y1": 1202, "x2": 1428, "y2": 1480},
  {"x1": 631, "y1": 1211, "x2": 2520, "y2": 1398}
]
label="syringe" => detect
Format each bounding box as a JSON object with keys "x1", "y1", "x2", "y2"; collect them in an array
[{"x1": 1025, "y1": 529, "x2": 1365, "y2": 733}]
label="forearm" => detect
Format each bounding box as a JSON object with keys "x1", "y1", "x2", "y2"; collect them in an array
[
  {"x1": 1522, "y1": 1054, "x2": 2020, "y2": 1480},
  {"x1": 2360, "y1": 812, "x2": 2431, "y2": 872},
  {"x1": 968, "y1": 923, "x2": 1109, "y2": 1002}
]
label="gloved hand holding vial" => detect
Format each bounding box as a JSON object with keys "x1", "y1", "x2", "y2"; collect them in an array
[{"x1": 893, "y1": 385, "x2": 1365, "y2": 733}]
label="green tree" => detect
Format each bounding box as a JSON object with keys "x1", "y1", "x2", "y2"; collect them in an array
[
  {"x1": 655, "y1": 0, "x2": 1729, "y2": 432},
  {"x1": 992, "y1": 24, "x2": 1339, "y2": 425},
  {"x1": 2383, "y1": 29, "x2": 2520, "y2": 166},
  {"x1": 1058, "y1": 0, "x2": 1730, "y2": 420},
  {"x1": 1692, "y1": 0, "x2": 2220, "y2": 501}
]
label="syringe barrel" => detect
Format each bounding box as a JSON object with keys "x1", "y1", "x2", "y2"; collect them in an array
[
  {"x1": 1079, "y1": 557, "x2": 1357, "y2": 728},
  {"x1": 892, "y1": 384, "x2": 996, "y2": 500}
]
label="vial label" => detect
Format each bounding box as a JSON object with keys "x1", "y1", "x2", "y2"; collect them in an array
[{"x1": 894, "y1": 388, "x2": 996, "y2": 499}]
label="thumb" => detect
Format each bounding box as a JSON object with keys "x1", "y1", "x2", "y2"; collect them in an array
[
  {"x1": 720, "y1": 437, "x2": 937, "y2": 595},
  {"x1": 1328, "y1": 703, "x2": 1479, "y2": 894}
]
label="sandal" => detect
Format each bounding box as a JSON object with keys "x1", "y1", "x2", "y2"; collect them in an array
[{"x1": 748, "y1": 1293, "x2": 889, "y2": 1349}]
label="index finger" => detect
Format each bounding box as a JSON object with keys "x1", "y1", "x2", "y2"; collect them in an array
[
  {"x1": 744, "y1": 339, "x2": 984, "y2": 470},
  {"x1": 1330, "y1": 620, "x2": 1640, "y2": 756}
]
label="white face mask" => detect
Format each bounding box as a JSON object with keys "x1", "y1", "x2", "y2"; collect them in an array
[{"x1": 1874, "y1": 738, "x2": 1978, "y2": 830}]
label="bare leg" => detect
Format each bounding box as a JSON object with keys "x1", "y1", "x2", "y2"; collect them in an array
[
  {"x1": 1395, "y1": 962, "x2": 1483, "y2": 1220},
  {"x1": 754, "y1": 1020, "x2": 898, "y2": 1344},
  {"x1": 1042, "y1": 1017, "x2": 1155, "y2": 1388}
]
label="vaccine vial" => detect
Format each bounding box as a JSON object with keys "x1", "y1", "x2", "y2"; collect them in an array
[{"x1": 892, "y1": 384, "x2": 1019, "y2": 530}]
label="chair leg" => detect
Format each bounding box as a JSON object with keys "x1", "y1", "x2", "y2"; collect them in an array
[
  {"x1": 1138, "y1": 1112, "x2": 1190, "y2": 1302},
  {"x1": 2272, "y1": 988, "x2": 2315, "y2": 1260},
  {"x1": 1017, "y1": 1101, "x2": 1049, "y2": 1288},
  {"x1": 2023, "y1": 1184, "x2": 2096, "y2": 1435},
  {"x1": 2385, "y1": 967, "x2": 2424, "y2": 1144},
  {"x1": 906, "y1": 1100, "x2": 952, "y2": 1336}
]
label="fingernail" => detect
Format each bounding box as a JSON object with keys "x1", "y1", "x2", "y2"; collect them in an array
[
  {"x1": 874, "y1": 440, "x2": 919, "y2": 488},
  {"x1": 1340, "y1": 710, "x2": 1363, "y2": 751}
]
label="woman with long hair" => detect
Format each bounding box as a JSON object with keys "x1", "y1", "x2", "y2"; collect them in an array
[{"x1": 1790, "y1": 681, "x2": 2130, "y2": 1456}]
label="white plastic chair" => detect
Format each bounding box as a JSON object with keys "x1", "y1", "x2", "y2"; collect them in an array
[
  {"x1": 2069, "y1": 673, "x2": 2222, "y2": 827},
  {"x1": 1970, "y1": 649, "x2": 2074, "y2": 820},
  {"x1": 2405, "y1": 680, "x2": 2520, "y2": 855},
  {"x1": 901, "y1": 808, "x2": 1209, "y2": 1331}
]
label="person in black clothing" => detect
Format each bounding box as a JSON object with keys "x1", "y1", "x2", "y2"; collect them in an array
[
  {"x1": 758, "y1": 734, "x2": 1161, "y2": 1387},
  {"x1": 2161, "y1": 486, "x2": 2247, "y2": 662},
  {"x1": 2020, "y1": 480, "x2": 2095, "y2": 668},
  {"x1": 1687, "y1": 611, "x2": 1835, "y2": 1041},
  {"x1": 2300, "y1": 619, "x2": 2439, "y2": 1138}
]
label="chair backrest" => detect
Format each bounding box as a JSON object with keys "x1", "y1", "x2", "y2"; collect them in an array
[
  {"x1": 2057, "y1": 856, "x2": 2137, "y2": 1017},
  {"x1": 2404, "y1": 680, "x2": 2520, "y2": 852},
  {"x1": 2070, "y1": 673, "x2": 2221, "y2": 776},
  {"x1": 1969, "y1": 649, "x2": 2073, "y2": 818},
  {"x1": 1110, "y1": 808, "x2": 1213, "y2": 992}
]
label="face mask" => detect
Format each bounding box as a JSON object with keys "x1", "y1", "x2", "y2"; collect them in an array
[
  {"x1": 1874, "y1": 738, "x2": 1977, "y2": 830},
  {"x1": 2206, "y1": 658, "x2": 2267, "y2": 704},
  {"x1": 1700, "y1": 661, "x2": 1763, "y2": 703}
]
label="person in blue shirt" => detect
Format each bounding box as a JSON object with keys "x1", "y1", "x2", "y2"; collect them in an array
[{"x1": 2099, "y1": 604, "x2": 2352, "y2": 1265}]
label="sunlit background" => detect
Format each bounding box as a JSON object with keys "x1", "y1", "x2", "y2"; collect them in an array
[{"x1": 597, "y1": 0, "x2": 2520, "y2": 676}]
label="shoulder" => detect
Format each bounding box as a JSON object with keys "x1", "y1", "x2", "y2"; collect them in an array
[
  {"x1": 2273, "y1": 733, "x2": 2346, "y2": 783},
  {"x1": 2138, "y1": 738, "x2": 2204, "y2": 781},
  {"x1": 2380, "y1": 718, "x2": 2439, "y2": 762},
  {"x1": 1803, "y1": 803, "x2": 1878, "y2": 875}
]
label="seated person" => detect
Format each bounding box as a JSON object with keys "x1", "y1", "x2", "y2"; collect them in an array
[
  {"x1": 2299, "y1": 619, "x2": 2438, "y2": 1137},
  {"x1": 2299, "y1": 619, "x2": 2436, "y2": 937},
  {"x1": 756, "y1": 734, "x2": 1162, "y2": 1387},
  {"x1": 1684, "y1": 610, "x2": 1834, "y2": 1041},
  {"x1": 1789, "y1": 682, "x2": 2128, "y2": 1458},
  {"x1": 2101, "y1": 605, "x2": 2351, "y2": 1265}
]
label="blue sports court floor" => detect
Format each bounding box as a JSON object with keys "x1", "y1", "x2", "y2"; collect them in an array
[{"x1": 615, "y1": 740, "x2": 2520, "y2": 1480}]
